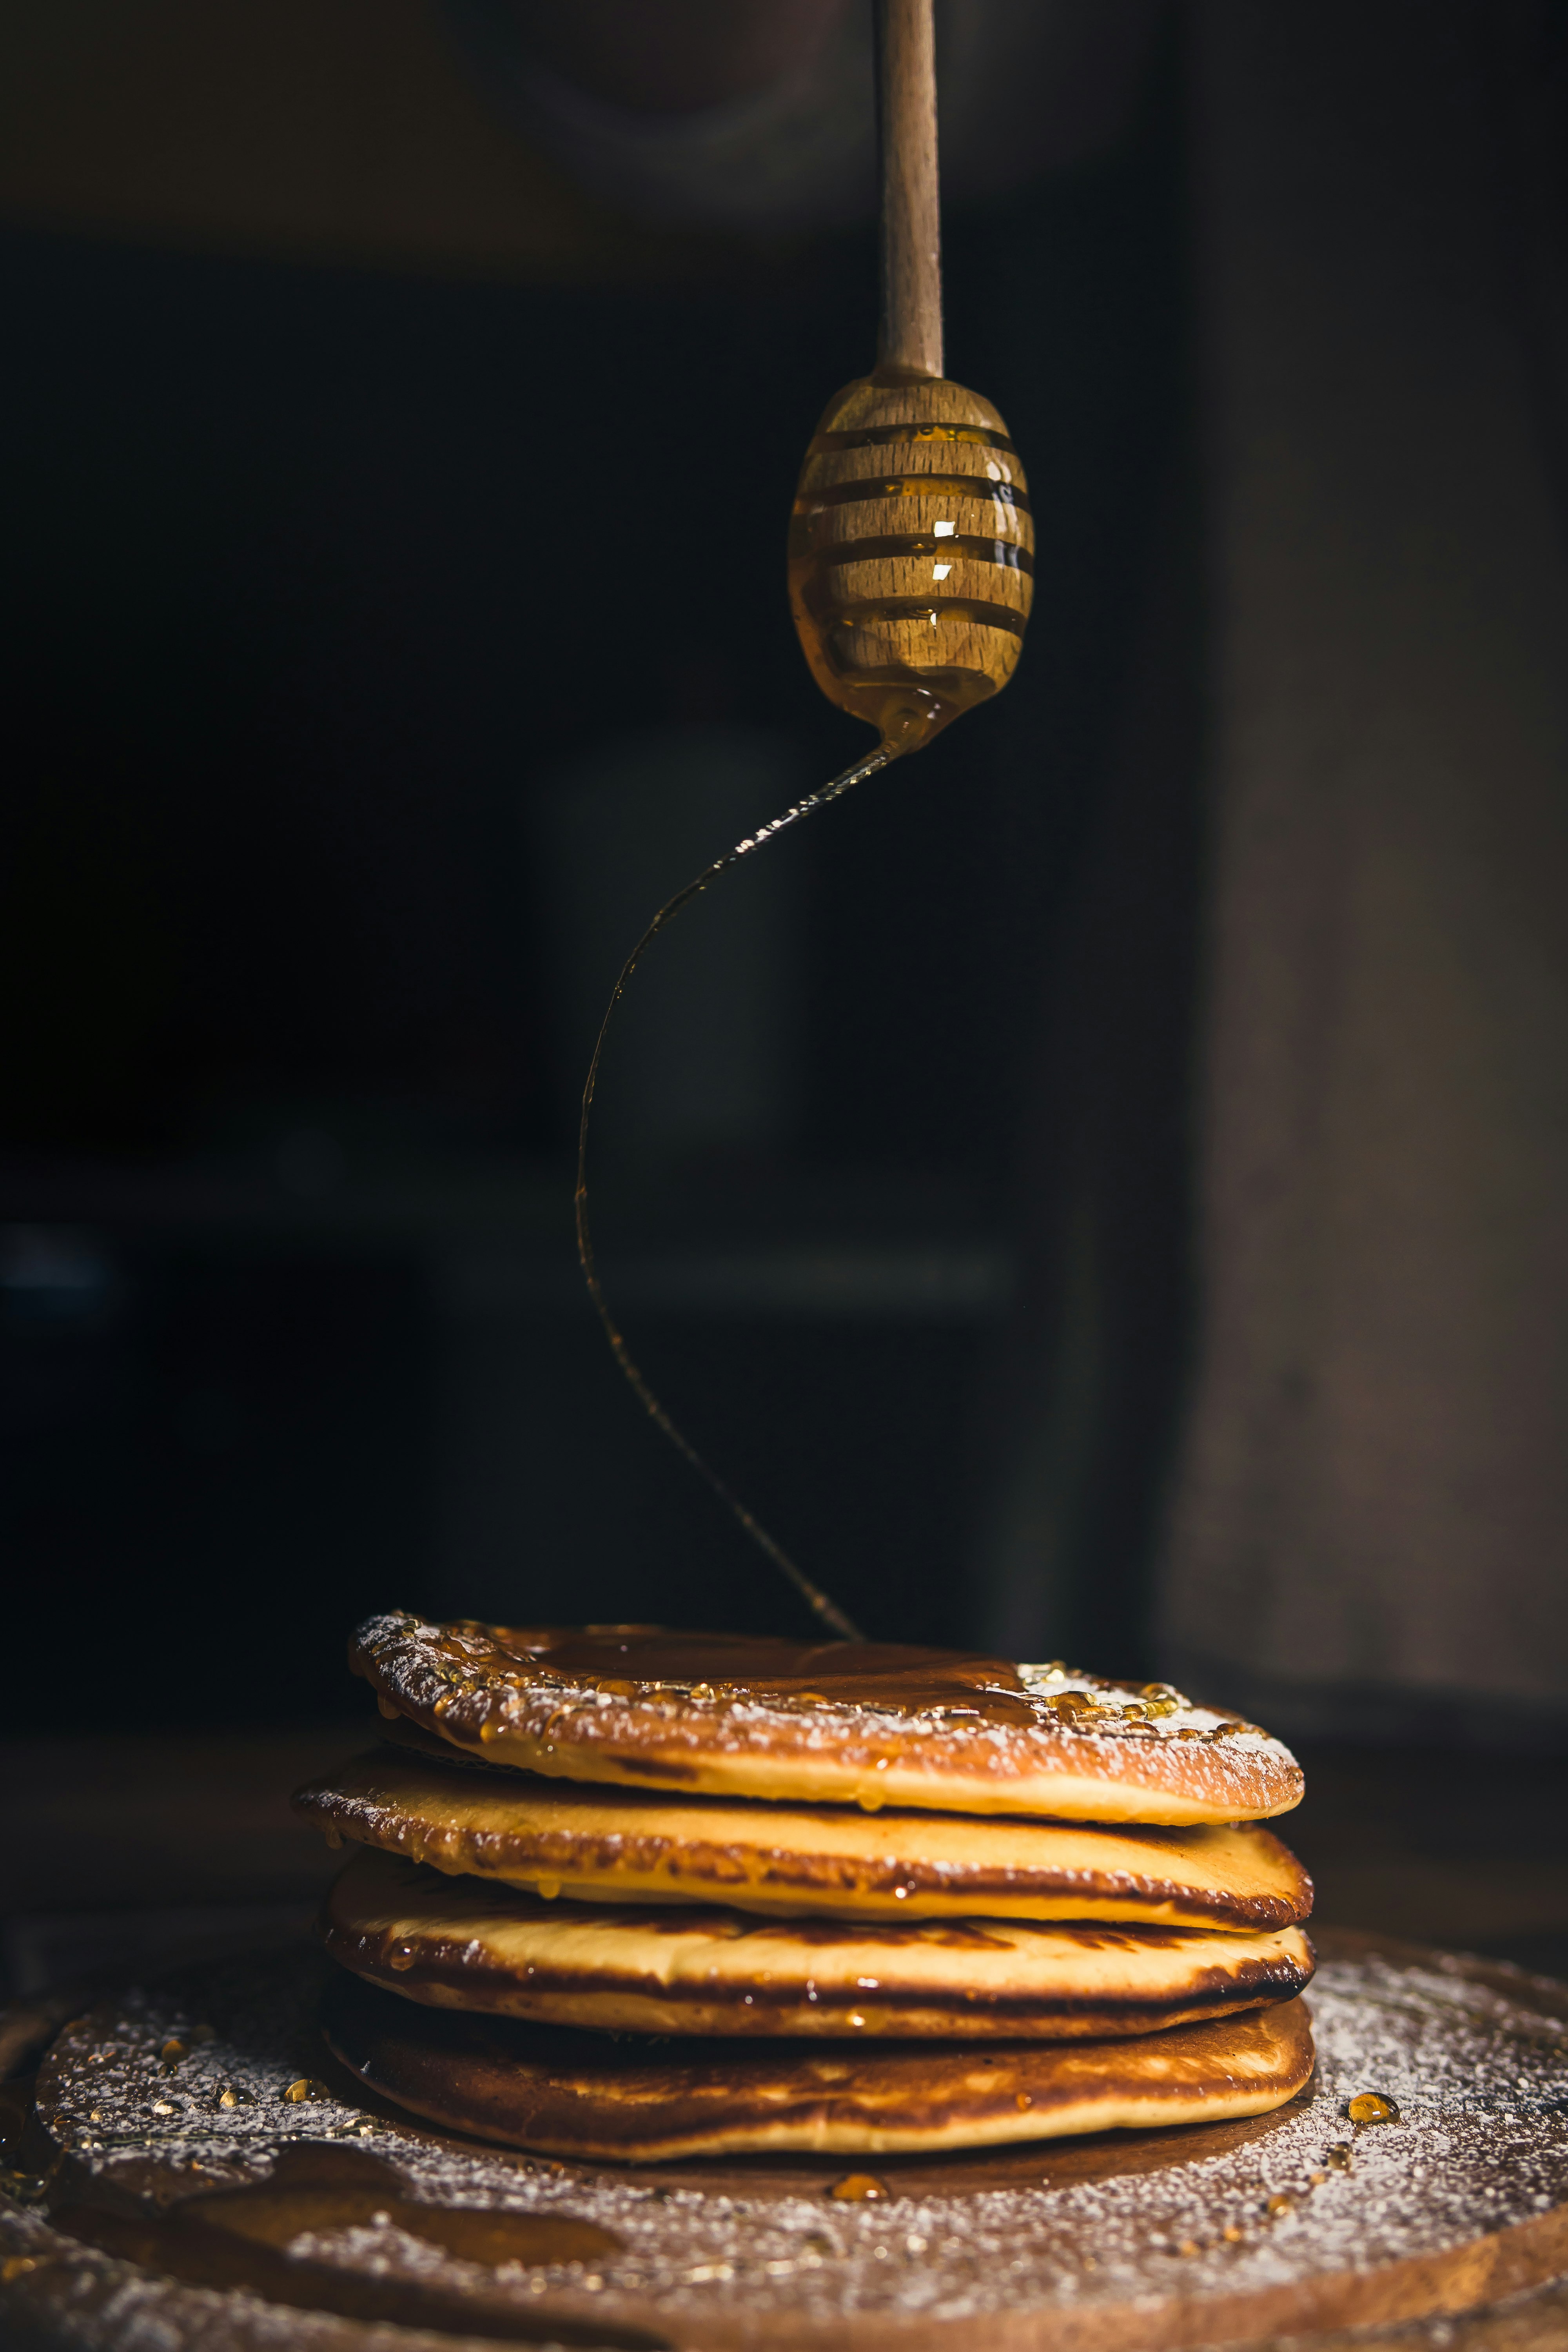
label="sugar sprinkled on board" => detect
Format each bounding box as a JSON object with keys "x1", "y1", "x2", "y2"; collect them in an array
[{"x1": 15, "y1": 1947, "x2": 1568, "y2": 2338}]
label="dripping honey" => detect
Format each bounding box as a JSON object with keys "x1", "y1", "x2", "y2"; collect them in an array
[{"x1": 573, "y1": 363, "x2": 1031, "y2": 1629}]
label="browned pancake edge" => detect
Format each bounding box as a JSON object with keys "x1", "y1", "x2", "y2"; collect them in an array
[
  {"x1": 321, "y1": 1976, "x2": 1317, "y2": 2160},
  {"x1": 319, "y1": 1848, "x2": 1316, "y2": 2039},
  {"x1": 295, "y1": 1746, "x2": 1314, "y2": 1929}
]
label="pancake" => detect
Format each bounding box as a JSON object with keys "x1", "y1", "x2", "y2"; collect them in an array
[
  {"x1": 322, "y1": 1971, "x2": 1316, "y2": 2159},
  {"x1": 350, "y1": 1615, "x2": 1303, "y2": 1823},
  {"x1": 295, "y1": 1745, "x2": 1314, "y2": 1929},
  {"x1": 321, "y1": 1846, "x2": 1317, "y2": 2039}
]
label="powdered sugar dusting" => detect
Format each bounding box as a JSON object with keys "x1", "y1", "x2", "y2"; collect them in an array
[{"x1": 15, "y1": 1942, "x2": 1566, "y2": 2345}]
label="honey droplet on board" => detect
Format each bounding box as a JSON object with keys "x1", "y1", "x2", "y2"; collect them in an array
[
  {"x1": 1222, "y1": 2224, "x2": 1244, "y2": 2243},
  {"x1": 159, "y1": 2039, "x2": 187, "y2": 2065},
  {"x1": 1327, "y1": 2142, "x2": 1354, "y2": 2171},
  {"x1": 1265, "y1": 2194, "x2": 1293, "y2": 2218},
  {"x1": 830, "y1": 2173, "x2": 889, "y2": 2203},
  {"x1": 1347, "y1": 2092, "x2": 1399, "y2": 2125},
  {"x1": 282, "y1": 2078, "x2": 328, "y2": 2105}
]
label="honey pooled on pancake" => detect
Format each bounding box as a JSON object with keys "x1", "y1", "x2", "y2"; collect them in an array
[{"x1": 349, "y1": 1614, "x2": 1303, "y2": 1825}]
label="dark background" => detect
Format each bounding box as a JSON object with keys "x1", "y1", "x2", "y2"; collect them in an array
[
  {"x1": 0, "y1": 29, "x2": 1186, "y2": 1726},
  {"x1": 2, "y1": 1, "x2": 1566, "y2": 2007}
]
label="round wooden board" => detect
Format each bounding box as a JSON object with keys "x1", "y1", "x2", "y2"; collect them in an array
[{"x1": 2, "y1": 1929, "x2": 1566, "y2": 2350}]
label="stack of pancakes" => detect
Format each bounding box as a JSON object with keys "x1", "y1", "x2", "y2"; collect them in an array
[{"x1": 296, "y1": 1616, "x2": 1316, "y2": 2161}]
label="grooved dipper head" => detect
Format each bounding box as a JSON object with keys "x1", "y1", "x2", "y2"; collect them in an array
[{"x1": 789, "y1": 367, "x2": 1033, "y2": 755}]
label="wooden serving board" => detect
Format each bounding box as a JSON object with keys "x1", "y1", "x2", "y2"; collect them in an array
[{"x1": 2, "y1": 1929, "x2": 1567, "y2": 2350}]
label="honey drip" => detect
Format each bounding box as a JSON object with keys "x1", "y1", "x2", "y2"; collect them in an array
[
  {"x1": 829, "y1": 2171, "x2": 889, "y2": 2201},
  {"x1": 575, "y1": 746, "x2": 898, "y2": 1643},
  {"x1": 1347, "y1": 2091, "x2": 1399, "y2": 2125},
  {"x1": 575, "y1": 363, "x2": 1030, "y2": 1635}
]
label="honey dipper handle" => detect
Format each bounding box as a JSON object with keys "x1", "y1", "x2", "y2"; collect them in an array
[{"x1": 875, "y1": 0, "x2": 943, "y2": 377}]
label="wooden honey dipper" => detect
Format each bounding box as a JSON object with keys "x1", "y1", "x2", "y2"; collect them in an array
[
  {"x1": 789, "y1": 0, "x2": 1034, "y2": 758},
  {"x1": 575, "y1": 0, "x2": 1031, "y2": 1639}
]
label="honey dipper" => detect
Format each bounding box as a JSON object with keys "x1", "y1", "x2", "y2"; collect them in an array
[
  {"x1": 575, "y1": 0, "x2": 1032, "y2": 1639},
  {"x1": 789, "y1": 0, "x2": 1034, "y2": 758}
]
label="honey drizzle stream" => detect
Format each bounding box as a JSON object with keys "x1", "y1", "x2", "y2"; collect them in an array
[{"x1": 575, "y1": 743, "x2": 894, "y2": 1643}]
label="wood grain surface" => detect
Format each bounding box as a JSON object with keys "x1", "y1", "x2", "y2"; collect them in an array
[
  {"x1": 875, "y1": 0, "x2": 943, "y2": 377},
  {"x1": 789, "y1": 371, "x2": 1035, "y2": 750}
]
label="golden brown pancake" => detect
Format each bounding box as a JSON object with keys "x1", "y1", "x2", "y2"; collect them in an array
[
  {"x1": 322, "y1": 1973, "x2": 1316, "y2": 2159},
  {"x1": 295, "y1": 1745, "x2": 1314, "y2": 1928},
  {"x1": 322, "y1": 1847, "x2": 1316, "y2": 2040},
  {"x1": 350, "y1": 1616, "x2": 1303, "y2": 1823}
]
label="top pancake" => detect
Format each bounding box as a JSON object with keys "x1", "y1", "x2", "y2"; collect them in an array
[{"x1": 351, "y1": 1615, "x2": 1303, "y2": 1824}]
